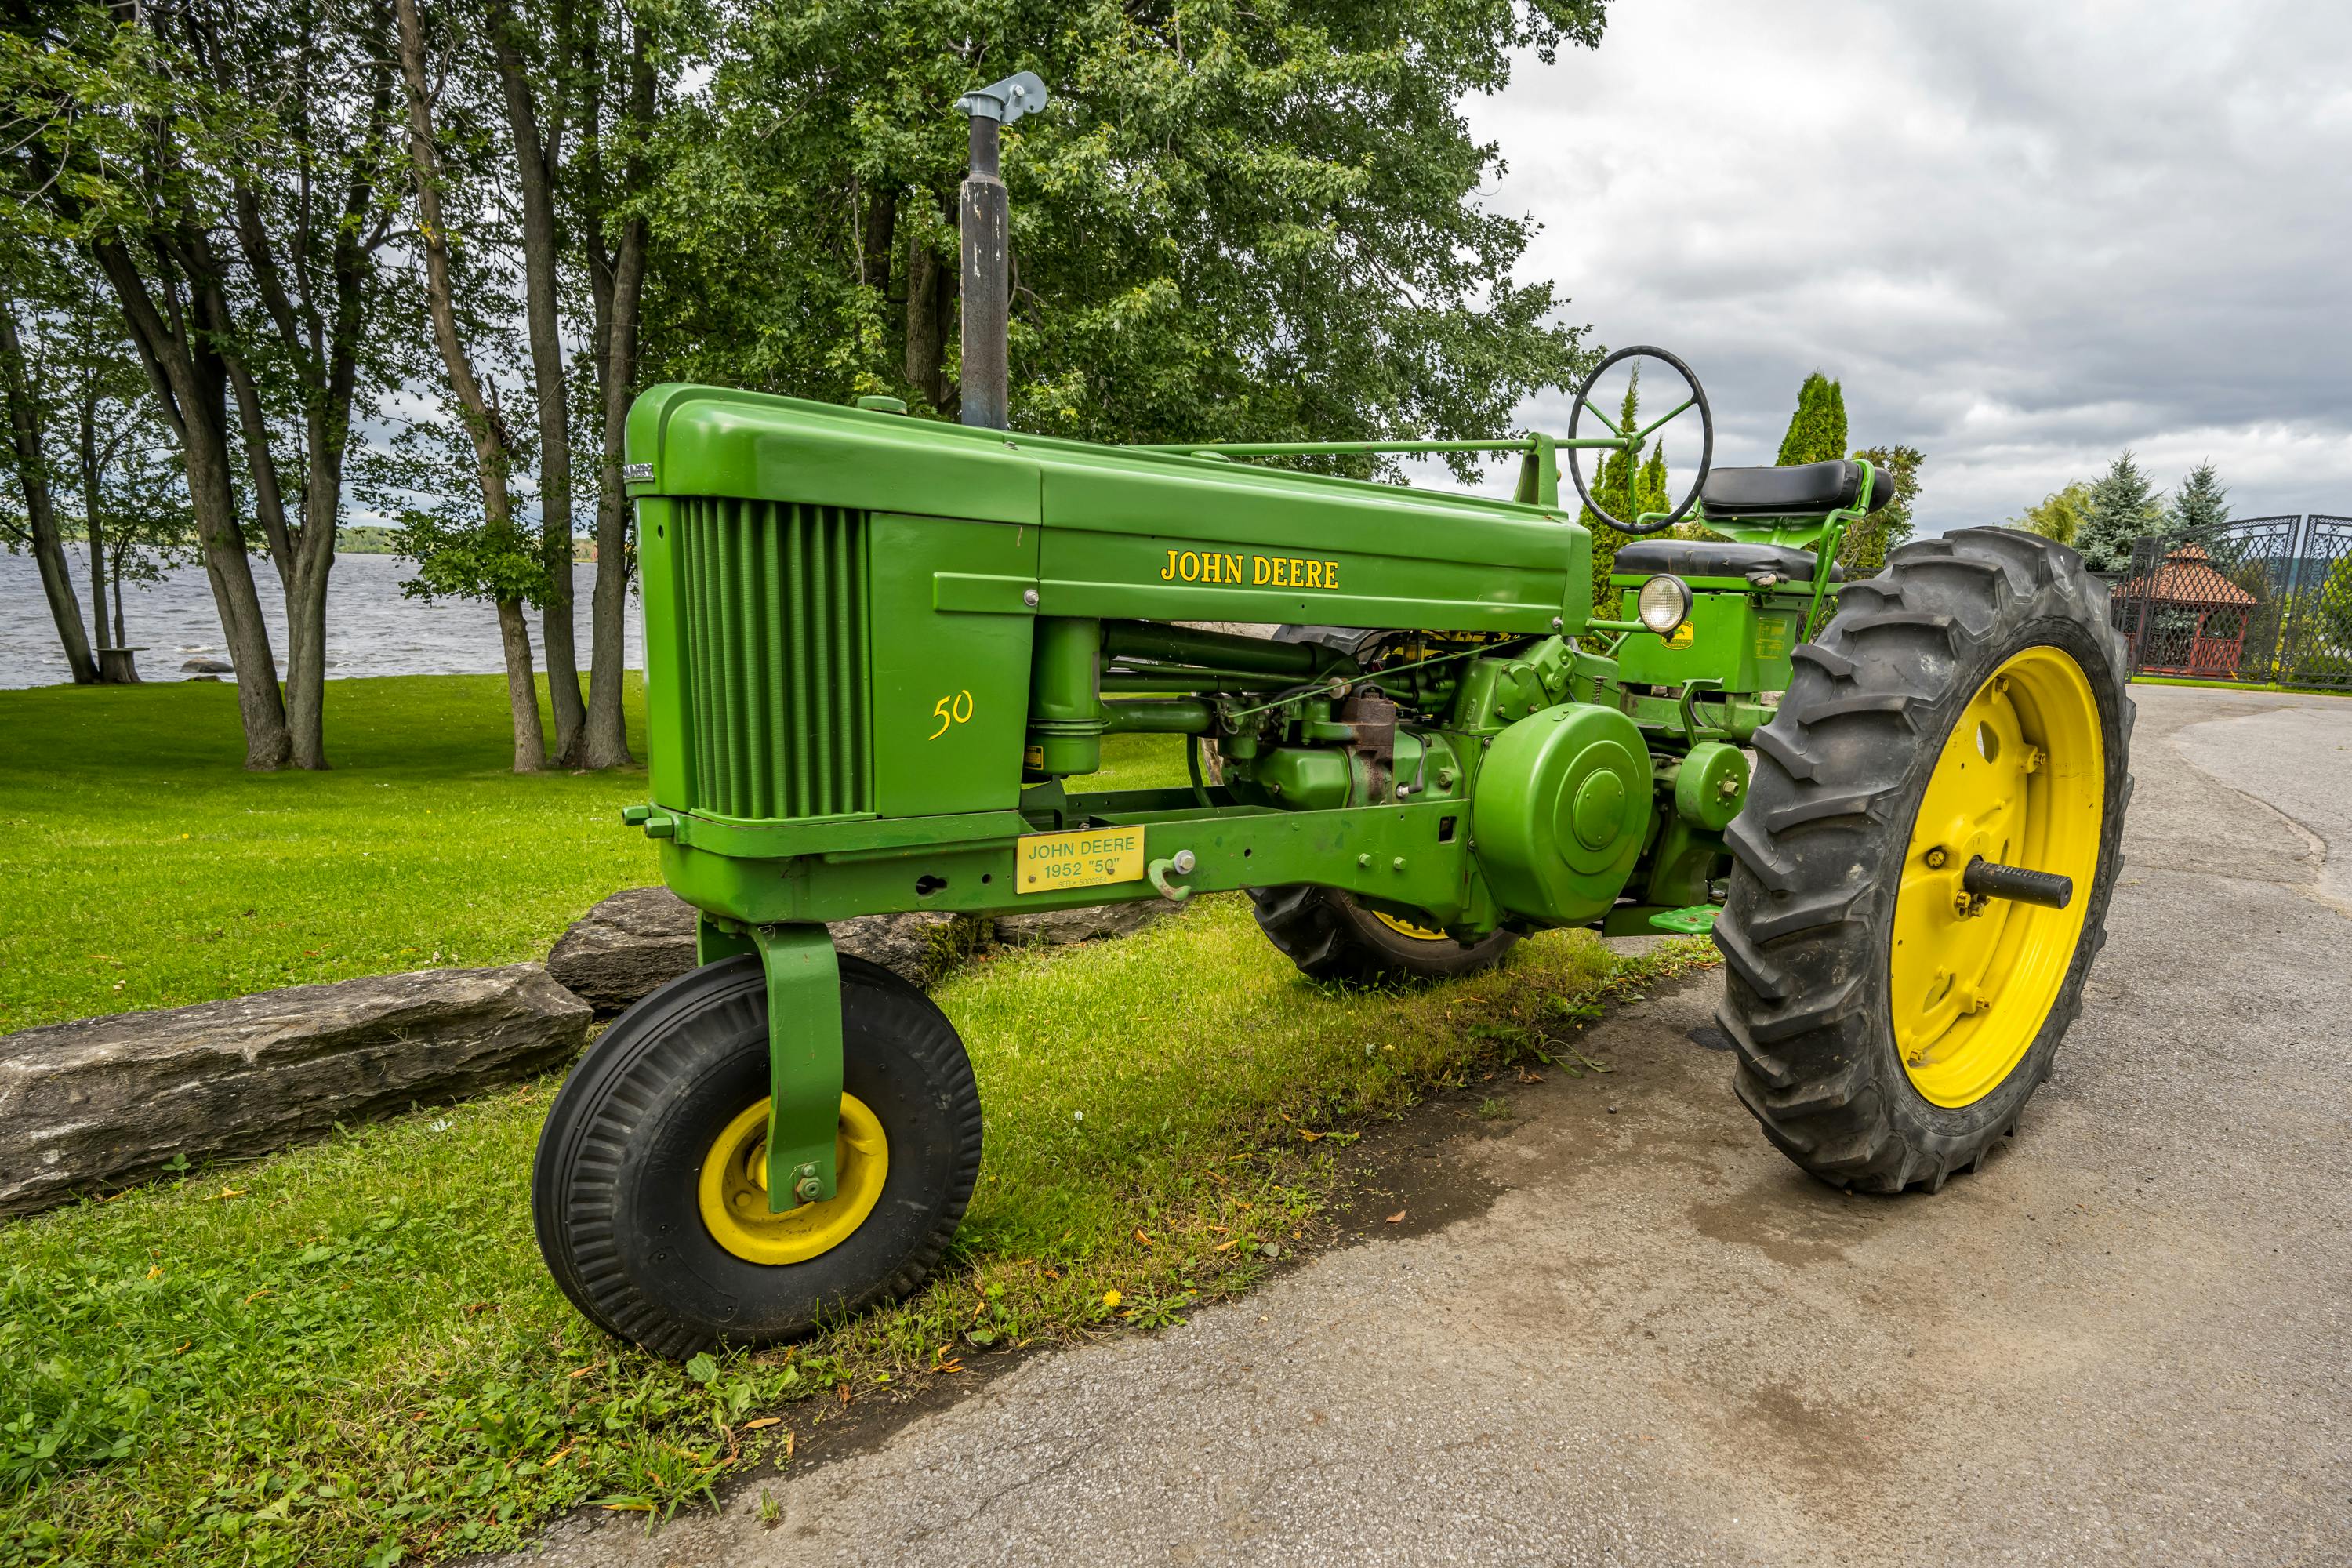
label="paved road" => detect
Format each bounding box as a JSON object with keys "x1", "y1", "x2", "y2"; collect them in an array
[{"x1": 518, "y1": 685, "x2": 2351, "y2": 1567}]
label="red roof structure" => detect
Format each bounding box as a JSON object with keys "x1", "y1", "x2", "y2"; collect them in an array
[
  {"x1": 2112, "y1": 543, "x2": 2259, "y2": 677},
  {"x1": 2111, "y1": 543, "x2": 2256, "y2": 608}
]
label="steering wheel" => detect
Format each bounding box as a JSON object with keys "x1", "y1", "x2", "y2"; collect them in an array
[{"x1": 1563, "y1": 345, "x2": 1714, "y2": 537}]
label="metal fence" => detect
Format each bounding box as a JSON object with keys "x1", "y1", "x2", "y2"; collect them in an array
[{"x1": 2112, "y1": 514, "x2": 2352, "y2": 690}]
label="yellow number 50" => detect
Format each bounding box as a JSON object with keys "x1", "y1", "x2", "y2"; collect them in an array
[{"x1": 928, "y1": 689, "x2": 975, "y2": 739}]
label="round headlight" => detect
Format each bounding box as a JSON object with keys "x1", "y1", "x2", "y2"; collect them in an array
[{"x1": 1638, "y1": 574, "x2": 1693, "y2": 635}]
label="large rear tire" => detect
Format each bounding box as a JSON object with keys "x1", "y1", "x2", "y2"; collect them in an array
[
  {"x1": 1247, "y1": 884, "x2": 1519, "y2": 985},
  {"x1": 1714, "y1": 528, "x2": 2133, "y2": 1192},
  {"x1": 532, "y1": 953, "x2": 982, "y2": 1359}
]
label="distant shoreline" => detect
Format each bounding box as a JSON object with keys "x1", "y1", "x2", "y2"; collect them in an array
[{"x1": 50, "y1": 523, "x2": 595, "y2": 560}]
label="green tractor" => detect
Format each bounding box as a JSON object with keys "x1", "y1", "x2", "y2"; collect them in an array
[{"x1": 531, "y1": 342, "x2": 2132, "y2": 1359}]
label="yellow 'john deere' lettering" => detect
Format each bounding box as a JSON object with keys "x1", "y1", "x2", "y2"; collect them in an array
[{"x1": 1159, "y1": 550, "x2": 1340, "y2": 591}]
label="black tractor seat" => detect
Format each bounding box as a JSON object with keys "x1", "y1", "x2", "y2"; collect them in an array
[
  {"x1": 1614, "y1": 538, "x2": 1842, "y2": 585},
  {"x1": 1700, "y1": 459, "x2": 1893, "y2": 520}
]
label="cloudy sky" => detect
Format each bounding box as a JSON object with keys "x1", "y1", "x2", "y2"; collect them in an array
[{"x1": 1469, "y1": 0, "x2": 2352, "y2": 532}]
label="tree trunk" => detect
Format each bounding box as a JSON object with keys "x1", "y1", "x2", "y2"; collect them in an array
[
  {"x1": 580, "y1": 209, "x2": 642, "y2": 770},
  {"x1": 397, "y1": 0, "x2": 546, "y2": 774},
  {"x1": 861, "y1": 185, "x2": 897, "y2": 290},
  {"x1": 488, "y1": 1, "x2": 583, "y2": 762},
  {"x1": 280, "y1": 543, "x2": 334, "y2": 768},
  {"x1": 576, "y1": 20, "x2": 654, "y2": 771},
  {"x1": 89, "y1": 241, "x2": 292, "y2": 765},
  {"x1": 0, "y1": 303, "x2": 100, "y2": 684},
  {"x1": 904, "y1": 206, "x2": 956, "y2": 412},
  {"x1": 77, "y1": 388, "x2": 110, "y2": 666},
  {"x1": 496, "y1": 597, "x2": 546, "y2": 772}
]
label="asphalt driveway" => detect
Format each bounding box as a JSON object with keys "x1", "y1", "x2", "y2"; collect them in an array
[{"x1": 512, "y1": 683, "x2": 2351, "y2": 1567}]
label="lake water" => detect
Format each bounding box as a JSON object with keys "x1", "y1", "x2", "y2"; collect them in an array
[{"x1": 0, "y1": 550, "x2": 641, "y2": 688}]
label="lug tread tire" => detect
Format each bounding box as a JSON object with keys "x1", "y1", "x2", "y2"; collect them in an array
[
  {"x1": 1714, "y1": 528, "x2": 2134, "y2": 1194},
  {"x1": 1247, "y1": 884, "x2": 1518, "y2": 985},
  {"x1": 532, "y1": 953, "x2": 982, "y2": 1360}
]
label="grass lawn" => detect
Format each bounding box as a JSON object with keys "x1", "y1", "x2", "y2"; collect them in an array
[
  {"x1": 2125, "y1": 675, "x2": 2351, "y2": 697},
  {"x1": 0, "y1": 674, "x2": 659, "y2": 1036},
  {"x1": 0, "y1": 677, "x2": 1714, "y2": 1566}
]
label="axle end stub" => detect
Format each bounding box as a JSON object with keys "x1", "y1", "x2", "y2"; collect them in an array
[{"x1": 1961, "y1": 855, "x2": 2073, "y2": 910}]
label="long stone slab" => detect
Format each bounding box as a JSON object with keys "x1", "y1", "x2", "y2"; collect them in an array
[
  {"x1": 546, "y1": 887, "x2": 988, "y2": 1013},
  {"x1": 0, "y1": 964, "x2": 592, "y2": 1218}
]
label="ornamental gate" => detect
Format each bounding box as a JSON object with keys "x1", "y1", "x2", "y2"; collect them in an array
[{"x1": 2114, "y1": 514, "x2": 2352, "y2": 691}]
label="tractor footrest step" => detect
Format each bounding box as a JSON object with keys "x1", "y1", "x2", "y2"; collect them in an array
[{"x1": 1648, "y1": 905, "x2": 1720, "y2": 935}]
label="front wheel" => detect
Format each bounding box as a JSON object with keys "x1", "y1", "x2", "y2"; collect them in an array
[
  {"x1": 1713, "y1": 528, "x2": 2133, "y2": 1193},
  {"x1": 532, "y1": 953, "x2": 982, "y2": 1359}
]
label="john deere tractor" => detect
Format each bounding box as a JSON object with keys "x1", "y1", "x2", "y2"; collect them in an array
[{"x1": 529, "y1": 336, "x2": 2133, "y2": 1359}]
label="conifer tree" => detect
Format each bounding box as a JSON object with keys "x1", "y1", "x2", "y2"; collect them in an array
[
  {"x1": 1773, "y1": 372, "x2": 1848, "y2": 466},
  {"x1": 1581, "y1": 369, "x2": 1647, "y2": 617},
  {"x1": 2165, "y1": 460, "x2": 2230, "y2": 540},
  {"x1": 1637, "y1": 438, "x2": 1669, "y2": 520},
  {"x1": 2074, "y1": 449, "x2": 2165, "y2": 572}
]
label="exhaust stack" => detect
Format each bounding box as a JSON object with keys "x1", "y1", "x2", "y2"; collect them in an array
[{"x1": 953, "y1": 72, "x2": 1048, "y2": 431}]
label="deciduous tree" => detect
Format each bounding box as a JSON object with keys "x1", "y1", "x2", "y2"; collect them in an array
[
  {"x1": 3, "y1": 0, "x2": 410, "y2": 765},
  {"x1": 394, "y1": 0, "x2": 550, "y2": 771},
  {"x1": 645, "y1": 0, "x2": 1606, "y2": 474},
  {"x1": 1842, "y1": 443, "x2": 1921, "y2": 574},
  {"x1": 2010, "y1": 481, "x2": 2092, "y2": 547},
  {"x1": 0, "y1": 285, "x2": 98, "y2": 683}
]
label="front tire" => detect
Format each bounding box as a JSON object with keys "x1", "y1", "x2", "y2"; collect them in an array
[
  {"x1": 532, "y1": 953, "x2": 982, "y2": 1359},
  {"x1": 1714, "y1": 528, "x2": 2133, "y2": 1193}
]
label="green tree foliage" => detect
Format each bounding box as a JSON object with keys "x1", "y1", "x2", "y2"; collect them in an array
[
  {"x1": 2074, "y1": 449, "x2": 2165, "y2": 572},
  {"x1": 644, "y1": 0, "x2": 1607, "y2": 475},
  {"x1": 1774, "y1": 372, "x2": 1847, "y2": 466},
  {"x1": 2166, "y1": 459, "x2": 2230, "y2": 539},
  {"x1": 2315, "y1": 555, "x2": 2352, "y2": 668},
  {"x1": 1841, "y1": 444, "x2": 1922, "y2": 574},
  {"x1": 2010, "y1": 481, "x2": 2092, "y2": 547}
]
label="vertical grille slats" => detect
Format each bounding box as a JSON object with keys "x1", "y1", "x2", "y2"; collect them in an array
[{"x1": 674, "y1": 499, "x2": 872, "y2": 821}]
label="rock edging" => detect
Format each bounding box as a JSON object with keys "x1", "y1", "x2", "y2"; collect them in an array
[{"x1": 0, "y1": 963, "x2": 590, "y2": 1218}]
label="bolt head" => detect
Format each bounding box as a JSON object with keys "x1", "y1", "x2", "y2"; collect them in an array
[
  {"x1": 1022, "y1": 587, "x2": 1040, "y2": 608},
  {"x1": 1171, "y1": 848, "x2": 1196, "y2": 874},
  {"x1": 1356, "y1": 852, "x2": 1372, "y2": 868},
  {"x1": 1551, "y1": 616, "x2": 1564, "y2": 632},
  {"x1": 1391, "y1": 856, "x2": 1406, "y2": 872},
  {"x1": 1925, "y1": 847, "x2": 1948, "y2": 869}
]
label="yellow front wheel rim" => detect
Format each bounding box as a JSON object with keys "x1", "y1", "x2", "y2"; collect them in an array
[
  {"x1": 1890, "y1": 646, "x2": 2103, "y2": 1108},
  {"x1": 697, "y1": 1094, "x2": 888, "y2": 1265}
]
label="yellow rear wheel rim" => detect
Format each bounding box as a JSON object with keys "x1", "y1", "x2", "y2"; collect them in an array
[
  {"x1": 697, "y1": 1094, "x2": 888, "y2": 1265},
  {"x1": 1370, "y1": 908, "x2": 1449, "y2": 941},
  {"x1": 1890, "y1": 646, "x2": 2103, "y2": 1108}
]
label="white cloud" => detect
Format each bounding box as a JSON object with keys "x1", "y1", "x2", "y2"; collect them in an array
[{"x1": 1473, "y1": 0, "x2": 2352, "y2": 528}]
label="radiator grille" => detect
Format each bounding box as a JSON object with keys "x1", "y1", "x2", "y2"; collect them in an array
[{"x1": 673, "y1": 498, "x2": 872, "y2": 820}]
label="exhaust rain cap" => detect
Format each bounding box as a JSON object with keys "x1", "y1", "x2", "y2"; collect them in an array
[{"x1": 956, "y1": 72, "x2": 1049, "y2": 125}]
